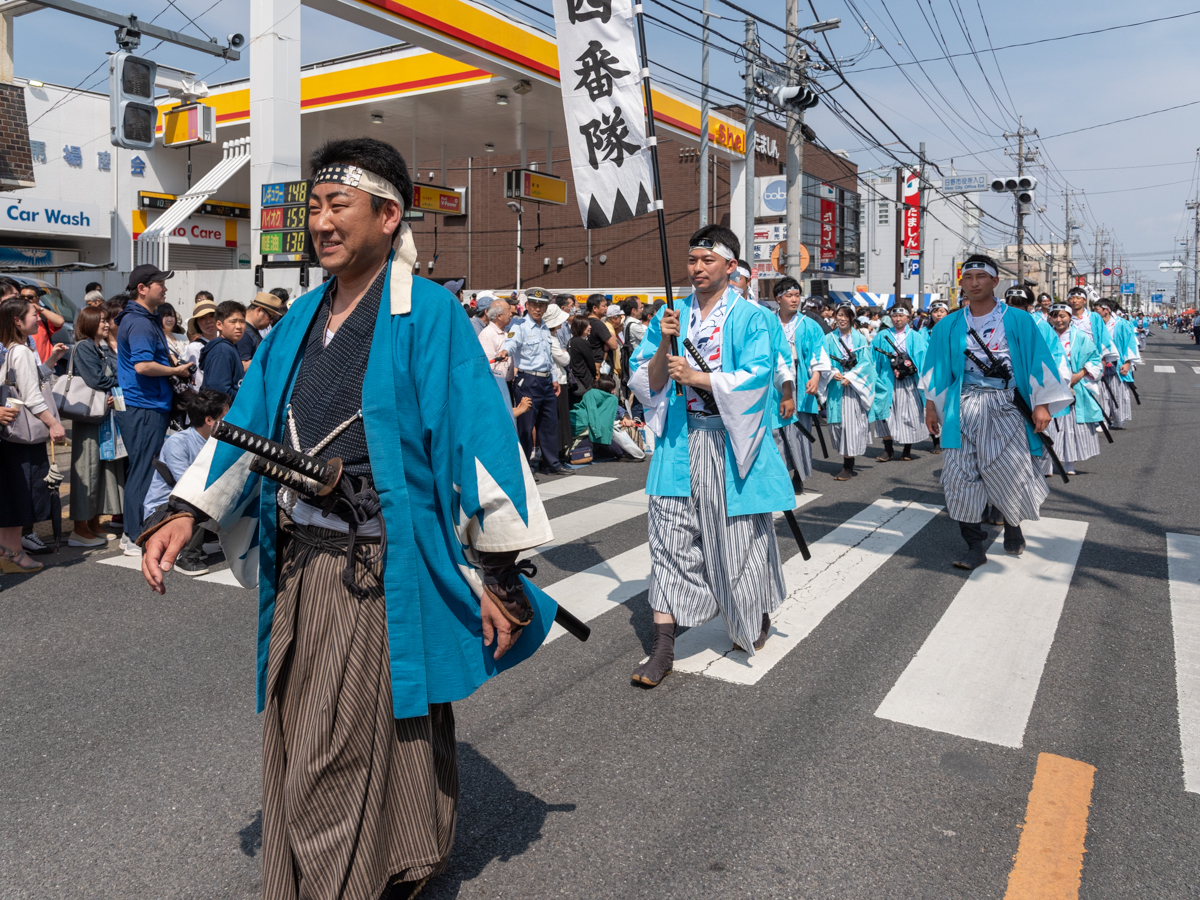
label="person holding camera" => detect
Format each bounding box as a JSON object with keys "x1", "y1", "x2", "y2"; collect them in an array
[{"x1": 114, "y1": 264, "x2": 193, "y2": 556}]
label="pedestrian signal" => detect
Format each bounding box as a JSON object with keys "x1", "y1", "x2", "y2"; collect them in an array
[{"x1": 109, "y1": 52, "x2": 158, "y2": 150}]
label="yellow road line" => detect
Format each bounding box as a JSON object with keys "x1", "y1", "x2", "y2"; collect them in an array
[{"x1": 1004, "y1": 753, "x2": 1096, "y2": 900}]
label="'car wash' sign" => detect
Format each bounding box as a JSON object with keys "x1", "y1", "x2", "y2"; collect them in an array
[{"x1": 3, "y1": 196, "x2": 106, "y2": 237}]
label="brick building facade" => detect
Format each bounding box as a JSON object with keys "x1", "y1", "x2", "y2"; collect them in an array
[
  {"x1": 0, "y1": 83, "x2": 35, "y2": 191},
  {"x1": 404, "y1": 108, "x2": 859, "y2": 293}
]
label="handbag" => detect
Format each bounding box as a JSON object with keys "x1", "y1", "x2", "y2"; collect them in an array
[
  {"x1": 53, "y1": 343, "x2": 107, "y2": 424},
  {"x1": 1, "y1": 346, "x2": 57, "y2": 444},
  {"x1": 98, "y1": 410, "x2": 127, "y2": 460}
]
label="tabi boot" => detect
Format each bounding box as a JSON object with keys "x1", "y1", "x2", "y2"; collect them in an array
[
  {"x1": 900, "y1": 443, "x2": 915, "y2": 461},
  {"x1": 953, "y1": 521, "x2": 988, "y2": 570},
  {"x1": 1003, "y1": 522, "x2": 1026, "y2": 556},
  {"x1": 931, "y1": 436, "x2": 942, "y2": 455},
  {"x1": 834, "y1": 457, "x2": 855, "y2": 481},
  {"x1": 631, "y1": 622, "x2": 675, "y2": 687},
  {"x1": 983, "y1": 504, "x2": 1005, "y2": 526},
  {"x1": 733, "y1": 613, "x2": 772, "y2": 652},
  {"x1": 792, "y1": 471, "x2": 805, "y2": 494},
  {"x1": 878, "y1": 439, "x2": 895, "y2": 462}
]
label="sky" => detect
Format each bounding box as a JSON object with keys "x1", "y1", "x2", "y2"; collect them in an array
[{"x1": 13, "y1": 0, "x2": 1200, "y2": 295}]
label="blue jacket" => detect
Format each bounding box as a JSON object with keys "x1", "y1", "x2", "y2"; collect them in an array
[
  {"x1": 824, "y1": 328, "x2": 873, "y2": 425},
  {"x1": 170, "y1": 261, "x2": 557, "y2": 719},
  {"x1": 869, "y1": 326, "x2": 927, "y2": 422},
  {"x1": 199, "y1": 336, "x2": 243, "y2": 399},
  {"x1": 628, "y1": 288, "x2": 794, "y2": 517},
  {"x1": 116, "y1": 301, "x2": 173, "y2": 411}
]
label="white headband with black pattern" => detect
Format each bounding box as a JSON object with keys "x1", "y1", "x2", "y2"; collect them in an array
[{"x1": 962, "y1": 260, "x2": 998, "y2": 278}]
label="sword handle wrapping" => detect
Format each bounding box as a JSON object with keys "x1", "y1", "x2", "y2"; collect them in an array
[{"x1": 213, "y1": 420, "x2": 341, "y2": 494}]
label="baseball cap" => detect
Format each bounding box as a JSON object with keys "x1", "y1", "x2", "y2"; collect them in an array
[
  {"x1": 605, "y1": 305, "x2": 624, "y2": 319},
  {"x1": 127, "y1": 264, "x2": 174, "y2": 293}
]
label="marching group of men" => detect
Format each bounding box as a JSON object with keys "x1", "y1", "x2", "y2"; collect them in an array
[{"x1": 134, "y1": 138, "x2": 1147, "y2": 900}]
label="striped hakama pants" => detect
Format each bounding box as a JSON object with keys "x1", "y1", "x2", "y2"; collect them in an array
[
  {"x1": 941, "y1": 386, "x2": 1048, "y2": 525},
  {"x1": 774, "y1": 412, "x2": 814, "y2": 480},
  {"x1": 875, "y1": 377, "x2": 929, "y2": 445},
  {"x1": 1099, "y1": 369, "x2": 1133, "y2": 426},
  {"x1": 1038, "y1": 408, "x2": 1099, "y2": 473},
  {"x1": 647, "y1": 422, "x2": 786, "y2": 655},
  {"x1": 831, "y1": 384, "x2": 871, "y2": 457},
  {"x1": 262, "y1": 516, "x2": 457, "y2": 900}
]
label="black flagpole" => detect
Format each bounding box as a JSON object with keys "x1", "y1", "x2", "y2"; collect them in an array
[{"x1": 634, "y1": 4, "x2": 683, "y2": 396}]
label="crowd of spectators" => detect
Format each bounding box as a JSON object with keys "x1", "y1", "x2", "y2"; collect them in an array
[{"x1": 0, "y1": 270, "x2": 289, "y2": 577}]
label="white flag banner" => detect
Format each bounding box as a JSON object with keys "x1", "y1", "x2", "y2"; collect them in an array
[{"x1": 552, "y1": 0, "x2": 655, "y2": 229}]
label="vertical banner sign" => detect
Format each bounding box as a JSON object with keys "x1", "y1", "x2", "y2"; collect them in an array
[
  {"x1": 902, "y1": 169, "x2": 921, "y2": 256},
  {"x1": 553, "y1": 0, "x2": 655, "y2": 229},
  {"x1": 820, "y1": 183, "x2": 837, "y2": 270}
]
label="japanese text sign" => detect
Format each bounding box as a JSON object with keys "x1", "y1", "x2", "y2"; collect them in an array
[{"x1": 553, "y1": 0, "x2": 654, "y2": 228}]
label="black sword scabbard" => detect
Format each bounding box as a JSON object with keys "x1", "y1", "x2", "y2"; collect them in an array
[
  {"x1": 213, "y1": 420, "x2": 342, "y2": 495},
  {"x1": 681, "y1": 338, "x2": 722, "y2": 416}
]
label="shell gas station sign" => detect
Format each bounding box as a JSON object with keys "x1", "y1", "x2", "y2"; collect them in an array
[{"x1": 411, "y1": 184, "x2": 464, "y2": 215}]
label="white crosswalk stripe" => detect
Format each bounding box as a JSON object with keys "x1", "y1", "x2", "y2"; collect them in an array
[
  {"x1": 875, "y1": 517, "x2": 1088, "y2": 748},
  {"x1": 1167, "y1": 533, "x2": 1200, "y2": 794},
  {"x1": 1155, "y1": 365, "x2": 1177, "y2": 373},
  {"x1": 672, "y1": 498, "x2": 941, "y2": 683},
  {"x1": 522, "y1": 489, "x2": 648, "y2": 559},
  {"x1": 536, "y1": 475, "x2": 616, "y2": 499}
]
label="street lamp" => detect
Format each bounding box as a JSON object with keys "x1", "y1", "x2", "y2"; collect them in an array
[
  {"x1": 507, "y1": 200, "x2": 524, "y2": 290},
  {"x1": 802, "y1": 17, "x2": 841, "y2": 33}
]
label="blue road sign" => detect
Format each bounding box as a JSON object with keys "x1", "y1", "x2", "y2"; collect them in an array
[
  {"x1": 1120, "y1": 282, "x2": 1135, "y2": 294},
  {"x1": 941, "y1": 175, "x2": 988, "y2": 193}
]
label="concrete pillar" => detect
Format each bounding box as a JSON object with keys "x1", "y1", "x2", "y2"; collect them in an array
[
  {"x1": 519, "y1": 121, "x2": 526, "y2": 169},
  {"x1": 1, "y1": 13, "x2": 14, "y2": 84},
  {"x1": 729, "y1": 158, "x2": 747, "y2": 248},
  {"x1": 545, "y1": 130, "x2": 553, "y2": 174},
  {"x1": 249, "y1": 0, "x2": 302, "y2": 265}
]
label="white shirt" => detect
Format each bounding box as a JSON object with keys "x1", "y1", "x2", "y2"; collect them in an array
[
  {"x1": 685, "y1": 292, "x2": 728, "y2": 413},
  {"x1": 963, "y1": 304, "x2": 1011, "y2": 387}
]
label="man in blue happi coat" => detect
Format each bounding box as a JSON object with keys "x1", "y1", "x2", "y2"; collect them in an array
[
  {"x1": 920, "y1": 254, "x2": 1073, "y2": 570},
  {"x1": 139, "y1": 138, "x2": 557, "y2": 900}
]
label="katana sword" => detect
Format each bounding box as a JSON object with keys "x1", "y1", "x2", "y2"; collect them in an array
[
  {"x1": 680, "y1": 338, "x2": 722, "y2": 416},
  {"x1": 683, "y1": 338, "x2": 811, "y2": 558},
  {"x1": 213, "y1": 421, "x2": 590, "y2": 641},
  {"x1": 964, "y1": 327, "x2": 1069, "y2": 485}
]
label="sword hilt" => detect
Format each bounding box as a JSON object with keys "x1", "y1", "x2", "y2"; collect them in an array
[{"x1": 213, "y1": 420, "x2": 342, "y2": 495}]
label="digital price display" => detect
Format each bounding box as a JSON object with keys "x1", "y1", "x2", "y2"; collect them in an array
[{"x1": 260, "y1": 180, "x2": 311, "y2": 259}]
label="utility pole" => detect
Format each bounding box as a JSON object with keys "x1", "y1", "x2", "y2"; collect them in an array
[
  {"x1": 1188, "y1": 195, "x2": 1200, "y2": 308},
  {"x1": 743, "y1": 16, "x2": 756, "y2": 270},
  {"x1": 784, "y1": 0, "x2": 805, "y2": 284},
  {"x1": 916, "y1": 142, "x2": 926, "y2": 308},
  {"x1": 1092, "y1": 228, "x2": 1101, "y2": 289},
  {"x1": 1063, "y1": 190, "x2": 1072, "y2": 298},
  {"x1": 894, "y1": 166, "x2": 903, "y2": 301},
  {"x1": 698, "y1": 0, "x2": 710, "y2": 228},
  {"x1": 1004, "y1": 117, "x2": 1037, "y2": 285}
]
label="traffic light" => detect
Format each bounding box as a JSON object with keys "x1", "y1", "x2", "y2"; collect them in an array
[
  {"x1": 109, "y1": 51, "x2": 158, "y2": 150},
  {"x1": 769, "y1": 84, "x2": 820, "y2": 112},
  {"x1": 990, "y1": 174, "x2": 1036, "y2": 215}
]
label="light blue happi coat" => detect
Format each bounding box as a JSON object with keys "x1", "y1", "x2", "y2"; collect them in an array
[
  {"x1": 1063, "y1": 326, "x2": 1104, "y2": 424},
  {"x1": 628, "y1": 288, "x2": 794, "y2": 517},
  {"x1": 1106, "y1": 315, "x2": 1142, "y2": 382},
  {"x1": 918, "y1": 304, "x2": 1074, "y2": 454},
  {"x1": 789, "y1": 314, "x2": 832, "y2": 416},
  {"x1": 868, "y1": 325, "x2": 927, "y2": 422},
  {"x1": 765, "y1": 310, "x2": 796, "y2": 430},
  {"x1": 171, "y1": 258, "x2": 557, "y2": 719},
  {"x1": 823, "y1": 328, "x2": 874, "y2": 425}
]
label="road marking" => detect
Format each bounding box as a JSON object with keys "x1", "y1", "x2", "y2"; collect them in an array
[
  {"x1": 1003, "y1": 753, "x2": 1096, "y2": 900},
  {"x1": 545, "y1": 494, "x2": 819, "y2": 644},
  {"x1": 1193, "y1": 367, "x2": 1200, "y2": 375},
  {"x1": 195, "y1": 568, "x2": 243, "y2": 587},
  {"x1": 1167, "y1": 533, "x2": 1200, "y2": 794},
  {"x1": 96, "y1": 554, "x2": 143, "y2": 570},
  {"x1": 537, "y1": 475, "x2": 615, "y2": 500},
  {"x1": 1154, "y1": 365, "x2": 1177, "y2": 373},
  {"x1": 672, "y1": 498, "x2": 941, "y2": 684},
  {"x1": 524, "y1": 489, "x2": 649, "y2": 559},
  {"x1": 875, "y1": 517, "x2": 1087, "y2": 748}
]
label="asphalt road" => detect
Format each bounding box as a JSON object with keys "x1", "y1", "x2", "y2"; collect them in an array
[{"x1": 2, "y1": 329, "x2": 1198, "y2": 899}]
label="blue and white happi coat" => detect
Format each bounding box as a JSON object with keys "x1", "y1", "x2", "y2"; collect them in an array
[
  {"x1": 171, "y1": 255, "x2": 557, "y2": 719},
  {"x1": 868, "y1": 325, "x2": 927, "y2": 422},
  {"x1": 822, "y1": 328, "x2": 874, "y2": 425},
  {"x1": 628, "y1": 287, "x2": 794, "y2": 517},
  {"x1": 919, "y1": 303, "x2": 1074, "y2": 454},
  {"x1": 782, "y1": 312, "x2": 832, "y2": 416}
]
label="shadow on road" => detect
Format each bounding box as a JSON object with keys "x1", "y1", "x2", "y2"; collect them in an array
[{"x1": 424, "y1": 743, "x2": 576, "y2": 898}]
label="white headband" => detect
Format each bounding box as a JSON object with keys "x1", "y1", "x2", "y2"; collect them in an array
[
  {"x1": 690, "y1": 241, "x2": 737, "y2": 261},
  {"x1": 735, "y1": 266, "x2": 751, "y2": 280},
  {"x1": 962, "y1": 261, "x2": 998, "y2": 278}
]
